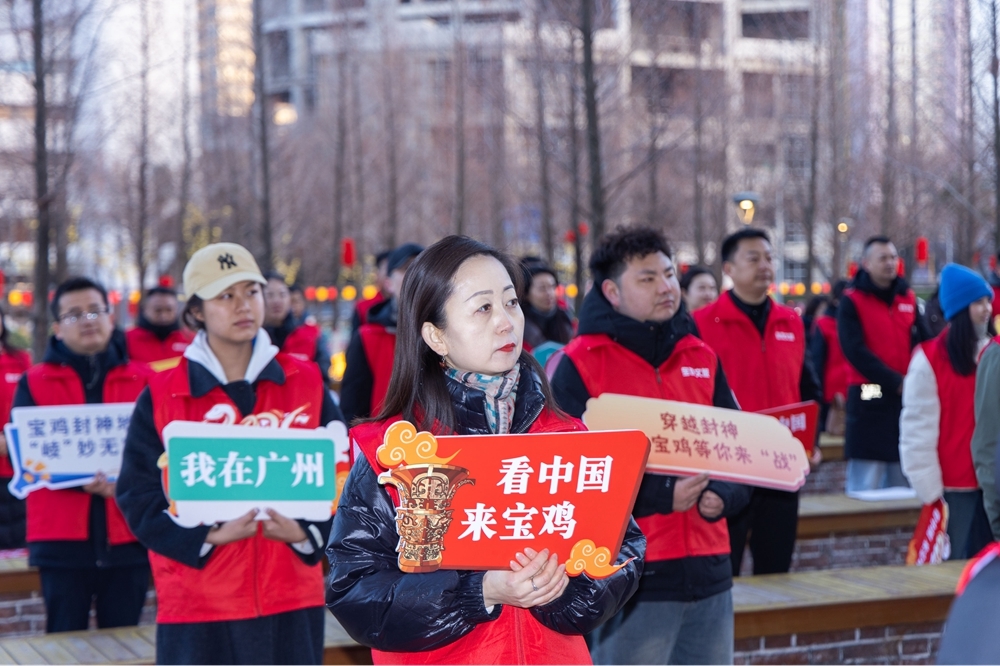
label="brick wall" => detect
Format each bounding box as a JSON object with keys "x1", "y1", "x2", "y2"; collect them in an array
[
  {"x1": 0, "y1": 589, "x2": 157, "y2": 638},
  {"x1": 802, "y1": 460, "x2": 847, "y2": 495},
  {"x1": 739, "y1": 526, "x2": 912, "y2": 575},
  {"x1": 734, "y1": 622, "x2": 942, "y2": 665}
]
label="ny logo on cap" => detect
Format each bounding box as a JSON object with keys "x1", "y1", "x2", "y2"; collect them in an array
[{"x1": 218, "y1": 253, "x2": 237, "y2": 270}]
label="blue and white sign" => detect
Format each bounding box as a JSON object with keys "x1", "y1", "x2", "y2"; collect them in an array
[{"x1": 6, "y1": 403, "x2": 135, "y2": 499}]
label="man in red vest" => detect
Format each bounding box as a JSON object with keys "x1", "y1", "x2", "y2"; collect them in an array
[
  {"x1": 262, "y1": 272, "x2": 331, "y2": 386},
  {"x1": 810, "y1": 280, "x2": 850, "y2": 432},
  {"x1": 12, "y1": 277, "x2": 153, "y2": 633},
  {"x1": 693, "y1": 228, "x2": 822, "y2": 576},
  {"x1": 125, "y1": 286, "x2": 193, "y2": 372},
  {"x1": 351, "y1": 249, "x2": 392, "y2": 334},
  {"x1": 340, "y1": 243, "x2": 423, "y2": 423},
  {"x1": 551, "y1": 226, "x2": 750, "y2": 664},
  {"x1": 838, "y1": 236, "x2": 929, "y2": 492}
]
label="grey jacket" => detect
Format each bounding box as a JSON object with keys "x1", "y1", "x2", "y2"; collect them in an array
[{"x1": 971, "y1": 343, "x2": 1000, "y2": 539}]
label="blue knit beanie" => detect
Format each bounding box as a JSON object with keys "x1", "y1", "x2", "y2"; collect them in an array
[{"x1": 939, "y1": 263, "x2": 992, "y2": 321}]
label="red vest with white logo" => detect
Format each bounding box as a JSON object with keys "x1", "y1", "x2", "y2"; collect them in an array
[
  {"x1": 281, "y1": 323, "x2": 320, "y2": 363},
  {"x1": 125, "y1": 327, "x2": 193, "y2": 370},
  {"x1": 0, "y1": 350, "x2": 30, "y2": 477},
  {"x1": 25, "y1": 362, "x2": 152, "y2": 544},
  {"x1": 148, "y1": 354, "x2": 326, "y2": 623},
  {"x1": 843, "y1": 287, "x2": 917, "y2": 385},
  {"x1": 355, "y1": 293, "x2": 385, "y2": 327},
  {"x1": 693, "y1": 293, "x2": 804, "y2": 412},
  {"x1": 359, "y1": 324, "x2": 396, "y2": 415},
  {"x1": 815, "y1": 315, "x2": 849, "y2": 402},
  {"x1": 922, "y1": 331, "x2": 979, "y2": 490},
  {"x1": 351, "y1": 412, "x2": 592, "y2": 665},
  {"x1": 563, "y1": 332, "x2": 729, "y2": 562}
]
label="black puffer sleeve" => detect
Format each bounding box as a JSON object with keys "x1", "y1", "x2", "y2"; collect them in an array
[
  {"x1": 326, "y1": 456, "x2": 501, "y2": 652},
  {"x1": 528, "y1": 517, "x2": 645, "y2": 634}
]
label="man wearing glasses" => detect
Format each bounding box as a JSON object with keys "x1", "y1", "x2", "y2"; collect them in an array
[{"x1": 11, "y1": 277, "x2": 153, "y2": 633}]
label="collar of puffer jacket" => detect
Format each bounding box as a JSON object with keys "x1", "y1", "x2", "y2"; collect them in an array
[{"x1": 443, "y1": 358, "x2": 546, "y2": 436}]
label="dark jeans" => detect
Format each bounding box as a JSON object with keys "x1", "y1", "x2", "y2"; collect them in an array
[
  {"x1": 156, "y1": 606, "x2": 326, "y2": 665},
  {"x1": 944, "y1": 489, "x2": 993, "y2": 560},
  {"x1": 729, "y1": 488, "x2": 799, "y2": 575},
  {"x1": 40, "y1": 565, "x2": 149, "y2": 633}
]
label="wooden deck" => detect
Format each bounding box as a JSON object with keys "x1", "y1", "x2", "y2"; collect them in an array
[
  {"x1": 732, "y1": 560, "x2": 963, "y2": 639},
  {"x1": 0, "y1": 558, "x2": 38, "y2": 596},
  {"x1": 819, "y1": 433, "x2": 844, "y2": 462},
  {"x1": 797, "y1": 492, "x2": 922, "y2": 537}
]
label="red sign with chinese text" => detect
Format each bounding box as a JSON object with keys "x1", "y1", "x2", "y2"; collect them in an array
[
  {"x1": 583, "y1": 394, "x2": 810, "y2": 491},
  {"x1": 374, "y1": 423, "x2": 649, "y2": 575},
  {"x1": 757, "y1": 401, "x2": 819, "y2": 455}
]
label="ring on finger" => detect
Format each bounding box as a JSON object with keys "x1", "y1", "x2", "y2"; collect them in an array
[{"x1": 530, "y1": 575, "x2": 539, "y2": 592}]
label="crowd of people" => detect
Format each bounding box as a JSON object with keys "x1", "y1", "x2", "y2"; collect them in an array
[{"x1": 0, "y1": 227, "x2": 995, "y2": 664}]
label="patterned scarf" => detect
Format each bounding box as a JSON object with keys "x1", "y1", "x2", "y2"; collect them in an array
[{"x1": 445, "y1": 364, "x2": 521, "y2": 434}]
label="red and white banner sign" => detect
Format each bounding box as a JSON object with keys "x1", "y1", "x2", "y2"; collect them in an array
[
  {"x1": 582, "y1": 394, "x2": 810, "y2": 491},
  {"x1": 757, "y1": 401, "x2": 819, "y2": 455},
  {"x1": 906, "y1": 498, "x2": 950, "y2": 565}
]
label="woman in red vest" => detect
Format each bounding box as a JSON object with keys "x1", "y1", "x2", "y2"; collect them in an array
[
  {"x1": 327, "y1": 236, "x2": 644, "y2": 664},
  {"x1": 0, "y1": 307, "x2": 30, "y2": 549},
  {"x1": 117, "y1": 243, "x2": 345, "y2": 664},
  {"x1": 900, "y1": 263, "x2": 994, "y2": 560}
]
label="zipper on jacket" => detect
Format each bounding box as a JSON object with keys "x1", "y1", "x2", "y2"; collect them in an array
[
  {"x1": 513, "y1": 402, "x2": 544, "y2": 434},
  {"x1": 655, "y1": 367, "x2": 662, "y2": 384},
  {"x1": 515, "y1": 606, "x2": 526, "y2": 664}
]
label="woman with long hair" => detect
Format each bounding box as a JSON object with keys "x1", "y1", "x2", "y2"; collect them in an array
[
  {"x1": 0, "y1": 307, "x2": 30, "y2": 549},
  {"x1": 326, "y1": 236, "x2": 644, "y2": 664},
  {"x1": 116, "y1": 243, "x2": 345, "y2": 664},
  {"x1": 900, "y1": 263, "x2": 995, "y2": 559}
]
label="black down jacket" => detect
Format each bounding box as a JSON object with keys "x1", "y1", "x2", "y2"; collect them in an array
[{"x1": 325, "y1": 360, "x2": 646, "y2": 654}]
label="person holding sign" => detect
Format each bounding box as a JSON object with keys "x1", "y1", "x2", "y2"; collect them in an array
[
  {"x1": 900, "y1": 264, "x2": 994, "y2": 560},
  {"x1": 551, "y1": 226, "x2": 750, "y2": 665},
  {"x1": 11, "y1": 277, "x2": 154, "y2": 633},
  {"x1": 693, "y1": 228, "x2": 822, "y2": 577},
  {"x1": 327, "y1": 236, "x2": 644, "y2": 664},
  {"x1": 116, "y1": 242, "x2": 346, "y2": 664}
]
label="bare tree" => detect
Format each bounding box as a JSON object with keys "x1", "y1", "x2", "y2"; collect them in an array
[{"x1": 252, "y1": 0, "x2": 274, "y2": 269}]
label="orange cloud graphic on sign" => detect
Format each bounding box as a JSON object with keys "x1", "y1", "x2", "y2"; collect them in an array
[
  {"x1": 377, "y1": 421, "x2": 458, "y2": 468},
  {"x1": 565, "y1": 539, "x2": 633, "y2": 579}
]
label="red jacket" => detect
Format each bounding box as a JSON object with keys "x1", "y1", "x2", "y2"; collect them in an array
[
  {"x1": 923, "y1": 332, "x2": 978, "y2": 490},
  {"x1": 351, "y1": 411, "x2": 592, "y2": 665},
  {"x1": 25, "y1": 362, "x2": 151, "y2": 545},
  {"x1": 815, "y1": 314, "x2": 849, "y2": 402},
  {"x1": 693, "y1": 293, "x2": 804, "y2": 411},
  {"x1": 563, "y1": 332, "x2": 729, "y2": 562},
  {"x1": 0, "y1": 350, "x2": 30, "y2": 478},
  {"x1": 360, "y1": 324, "x2": 396, "y2": 416},
  {"x1": 148, "y1": 355, "x2": 327, "y2": 624},
  {"x1": 992, "y1": 286, "x2": 1000, "y2": 318},
  {"x1": 843, "y1": 287, "x2": 917, "y2": 385},
  {"x1": 281, "y1": 322, "x2": 320, "y2": 362},
  {"x1": 125, "y1": 326, "x2": 192, "y2": 371}
]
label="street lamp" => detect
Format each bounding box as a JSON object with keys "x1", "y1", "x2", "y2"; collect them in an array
[{"x1": 732, "y1": 191, "x2": 760, "y2": 225}]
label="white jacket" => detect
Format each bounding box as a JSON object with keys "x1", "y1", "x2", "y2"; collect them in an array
[{"x1": 899, "y1": 338, "x2": 989, "y2": 504}]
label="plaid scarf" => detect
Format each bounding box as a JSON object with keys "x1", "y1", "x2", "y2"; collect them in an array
[{"x1": 445, "y1": 364, "x2": 521, "y2": 434}]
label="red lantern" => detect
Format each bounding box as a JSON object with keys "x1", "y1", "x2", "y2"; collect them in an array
[
  {"x1": 565, "y1": 230, "x2": 577, "y2": 243},
  {"x1": 897, "y1": 257, "x2": 905, "y2": 276},
  {"x1": 847, "y1": 261, "x2": 858, "y2": 278},
  {"x1": 342, "y1": 238, "x2": 356, "y2": 268},
  {"x1": 159, "y1": 275, "x2": 174, "y2": 288},
  {"x1": 578, "y1": 222, "x2": 589, "y2": 237},
  {"x1": 915, "y1": 237, "x2": 929, "y2": 265}
]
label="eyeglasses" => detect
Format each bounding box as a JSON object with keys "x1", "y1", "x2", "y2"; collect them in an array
[{"x1": 58, "y1": 309, "x2": 108, "y2": 325}]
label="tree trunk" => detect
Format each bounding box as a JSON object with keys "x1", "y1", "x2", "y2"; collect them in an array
[
  {"x1": 381, "y1": 40, "x2": 399, "y2": 249},
  {"x1": 32, "y1": 0, "x2": 51, "y2": 359},
  {"x1": 253, "y1": 0, "x2": 274, "y2": 269},
  {"x1": 568, "y1": 29, "x2": 584, "y2": 311},
  {"x1": 992, "y1": 0, "x2": 1000, "y2": 252},
  {"x1": 805, "y1": 39, "x2": 821, "y2": 289},
  {"x1": 692, "y1": 3, "x2": 705, "y2": 265},
  {"x1": 963, "y1": 0, "x2": 976, "y2": 264},
  {"x1": 533, "y1": 9, "x2": 553, "y2": 263},
  {"x1": 453, "y1": 2, "x2": 467, "y2": 236},
  {"x1": 333, "y1": 50, "x2": 348, "y2": 289},
  {"x1": 580, "y1": 0, "x2": 605, "y2": 240},
  {"x1": 175, "y1": 0, "x2": 193, "y2": 281},
  {"x1": 137, "y1": 0, "x2": 150, "y2": 288},
  {"x1": 880, "y1": 0, "x2": 896, "y2": 236}
]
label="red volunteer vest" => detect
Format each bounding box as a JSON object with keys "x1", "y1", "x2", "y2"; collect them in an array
[
  {"x1": 815, "y1": 315, "x2": 849, "y2": 402},
  {"x1": 352, "y1": 412, "x2": 592, "y2": 665},
  {"x1": 693, "y1": 293, "x2": 804, "y2": 412},
  {"x1": 563, "y1": 332, "x2": 729, "y2": 562},
  {"x1": 843, "y1": 287, "x2": 917, "y2": 385},
  {"x1": 281, "y1": 323, "x2": 320, "y2": 363},
  {"x1": 359, "y1": 324, "x2": 396, "y2": 415},
  {"x1": 125, "y1": 327, "x2": 193, "y2": 369},
  {"x1": 0, "y1": 350, "x2": 30, "y2": 478},
  {"x1": 355, "y1": 293, "x2": 385, "y2": 327},
  {"x1": 148, "y1": 354, "x2": 326, "y2": 624},
  {"x1": 992, "y1": 286, "x2": 1000, "y2": 318},
  {"x1": 25, "y1": 362, "x2": 152, "y2": 545},
  {"x1": 922, "y1": 332, "x2": 979, "y2": 490}
]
